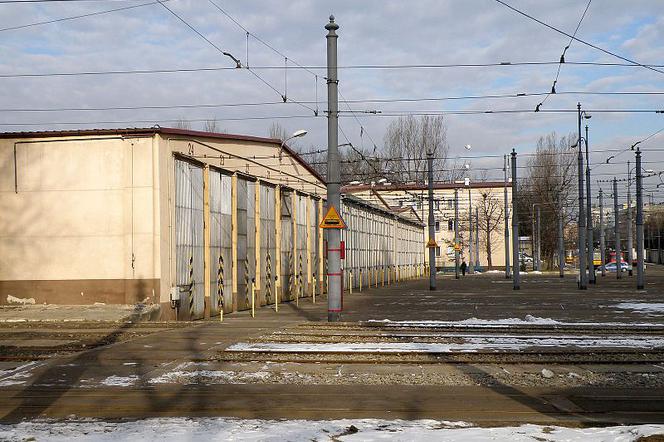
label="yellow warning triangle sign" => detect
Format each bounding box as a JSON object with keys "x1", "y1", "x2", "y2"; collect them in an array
[{"x1": 319, "y1": 205, "x2": 347, "y2": 229}]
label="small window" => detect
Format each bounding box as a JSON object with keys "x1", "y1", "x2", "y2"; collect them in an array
[
  {"x1": 435, "y1": 221, "x2": 440, "y2": 231},
  {"x1": 447, "y1": 199, "x2": 454, "y2": 209},
  {"x1": 436, "y1": 246, "x2": 441, "y2": 257},
  {"x1": 448, "y1": 219, "x2": 454, "y2": 231}
]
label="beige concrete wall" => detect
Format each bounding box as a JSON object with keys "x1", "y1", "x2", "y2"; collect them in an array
[{"x1": 0, "y1": 135, "x2": 161, "y2": 304}]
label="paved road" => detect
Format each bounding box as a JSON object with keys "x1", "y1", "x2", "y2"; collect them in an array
[{"x1": 1, "y1": 269, "x2": 663, "y2": 425}]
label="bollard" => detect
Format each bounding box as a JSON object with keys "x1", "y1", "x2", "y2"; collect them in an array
[
  {"x1": 313, "y1": 276, "x2": 316, "y2": 304},
  {"x1": 359, "y1": 269, "x2": 363, "y2": 292},
  {"x1": 350, "y1": 271, "x2": 353, "y2": 294},
  {"x1": 275, "y1": 276, "x2": 279, "y2": 313},
  {"x1": 381, "y1": 268, "x2": 384, "y2": 286},
  {"x1": 251, "y1": 279, "x2": 255, "y2": 318}
]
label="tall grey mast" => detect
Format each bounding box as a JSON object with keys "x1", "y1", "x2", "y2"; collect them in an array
[{"x1": 325, "y1": 15, "x2": 341, "y2": 322}]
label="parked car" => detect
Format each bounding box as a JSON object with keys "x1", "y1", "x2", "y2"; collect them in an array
[
  {"x1": 605, "y1": 261, "x2": 629, "y2": 272},
  {"x1": 519, "y1": 253, "x2": 533, "y2": 264}
]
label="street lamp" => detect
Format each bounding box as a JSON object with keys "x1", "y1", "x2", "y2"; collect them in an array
[
  {"x1": 279, "y1": 129, "x2": 308, "y2": 161},
  {"x1": 571, "y1": 103, "x2": 592, "y2": 289}
]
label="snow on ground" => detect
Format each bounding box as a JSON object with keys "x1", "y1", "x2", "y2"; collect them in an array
[
  {"x1": 367, "y1": 315, "x2": 663, "y2": 328},
  {"x1": 0, "y1": 418, "x2": 663, "y2": 441},
  {"x1": 149, "y1": 363, "x2": 273, "y2": 385},
  {"x1": 228, "y1": 333, "x2": 664, "y2": 353},
  {"x1": 0, "y1": 361, "x2": 42, "y2": 387},
  {"x1": 98, "y1": 375, "x2": 140, "y2": 387},
  {"x1": 614, "y1": 302, "x2": 664, "y2": 315}
]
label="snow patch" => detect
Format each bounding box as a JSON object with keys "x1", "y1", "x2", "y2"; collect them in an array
[
  {"x1": 227, "y1": 334, "x2": 664, "y2": 354},
  {"x1": 99, "y1": 375, "x2": 139, "y2": 387},
  {"x1": 614, "y1": 302, "x2": 664, "y2": 314},
  {"x1": 6, "y1": 295, "x2": 35, "y2": 305},
  {"x1": 368, "y1": 316, "x2": 663, "y2": 329},
  {"x1": 0, "y1": 418, "x2": 663, "y2": 442},
  {"x1": 150, "y1": 369, "x2": 272, "y2": 385}
]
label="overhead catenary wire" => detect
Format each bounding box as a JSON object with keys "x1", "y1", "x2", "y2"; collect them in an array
[
  {"x1": 2, "y1": 90, "x2": 663, "y2": 113},
  {"x1": 535, "y1": 0, "x2": 592, "y2": 112},
  {"x1": 494, "y1": 0, "x2": 664, "y2": 76},
  {"x1": 153, "y1": 0, "x2": 316, "y2": 115},
  {"x1": 0, "y1": 0, "x2": 171, "y2": 33},
  {"x1": 4, "y1": 61, "x2": 664, "y2": 78},
  {"x1": 4, "y1": 107, "x2": 663, "y2": 127}
]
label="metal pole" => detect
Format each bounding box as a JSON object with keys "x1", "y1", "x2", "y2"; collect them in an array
[
  {"x1": 614, "y1": 178, "x2": 622, "y2": 280},
  {"x1": 454, "y1": 188, "x2": 459, "y2": 279},
  {"x1": 627, "y1": 161, "x2": 633, "y2": 276},
  {"x1": 531, "y1": 204, "x2": 536, "y2": 271},
  {"x1": 468, "y1": 186, "x2": 474, "y2": 274},
  {"x1": 475, "y1": 206, "x2": 480, "y2": 271},
  {"x1": 599, "y1": 189, "x2": 606, "y2": 277},
  {"x1": 536, "y1": 205, "x2": 541, "y2": 272},
  {"x1": 325, "y1": 16, "x2": 342, "y2": 322},
  {"x1": 504, "y1": 154, "x2": 511, "y2": 278},
  {"x1": 577, "y1": 103, "x2": 587, "y2": 289},
  {"x1": 558, "y1": 202, "x2": 564, "y2": 278},
  {"x1": 585, "y1": 125, "x2": 595, "y2": 284},
  {"x1": 427, "y1": 151, "x2": 436, "y2": 290},
  {"x1": 511, "y1": 149, "x2": 520, "y2": 290},
  {"x1": 636, "y1": 147, "x2": 645, "y2": 289}
]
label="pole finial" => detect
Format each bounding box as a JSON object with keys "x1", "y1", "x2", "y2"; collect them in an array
[{"x1": 325, "y1": 15, "x2": 339, "y2": 32}]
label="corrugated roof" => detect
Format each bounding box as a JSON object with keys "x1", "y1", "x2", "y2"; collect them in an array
[{"x1": 0, "y1": 127, "x2": 325, "y2": 184}]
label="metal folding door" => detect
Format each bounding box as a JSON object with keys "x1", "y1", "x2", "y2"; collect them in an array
[
  {"x1": 209, "y1": 169, "x2": 232, "y2": 316},
  {"x1": 174, "y1": 158, "x2": 205, "y2": 321},
  {"x1": 260, "y1": 184, "x2": 276, "y2": 305}
]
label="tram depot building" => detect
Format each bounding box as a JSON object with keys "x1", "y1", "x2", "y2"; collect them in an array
[{"x1": 0, "y1": 128, "x2": 424, "y2": 320}]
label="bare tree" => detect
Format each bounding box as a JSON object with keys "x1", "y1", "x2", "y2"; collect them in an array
[
  {"x1": 204, "y1": 119, "x2": 223, "y2": 133},
  {"x1": 383, "y1": 115, "x2": 451, "y2": 183},
  {"x1": 517, "y1": 132, "x2": 577, "y2": 269},
  {"x1": 476, "y1": 190, "x2": 504, "y2": 268},
  {"x1": 268, "y1": 122, "x2": 288, "y2": 142},
  {"x1": 174, "y1": 118, "x2": 191, "y2": 130}
]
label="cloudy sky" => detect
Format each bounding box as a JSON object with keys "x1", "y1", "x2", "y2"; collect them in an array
[{"x1": 1, "y1": 0, "x2": 662, "y2": 197}]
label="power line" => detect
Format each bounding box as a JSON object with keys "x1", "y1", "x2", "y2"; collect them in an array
[
  {"x1": 206, "y1": 0, "x2": 318, "y2": 78},
  {"x1": 4, "y1": 62, "x2": 664, "y2": 78},
  {"x1": 2, "y1": 90, "x2": 663, "y2": 113},
  {"x1": 0, "y1": 0, "x2": 170, "y2": 33},
  {"x1": 536, "y1": 0, "x2": 592, "y2": 112},
  {"x1": 494, "y1": 0, "x2": 664, "y2": 76},
  {"x1": 154, "y1": 0, "x2": 315, "y2": 114}
]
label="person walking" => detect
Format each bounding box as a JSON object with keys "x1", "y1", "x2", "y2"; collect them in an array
[{"x1": 460, "y1": 259, "x2": 467, "y2": 276}]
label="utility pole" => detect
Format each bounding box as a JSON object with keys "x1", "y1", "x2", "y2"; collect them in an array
[
  {"x1": 585, "y1": 125, "x2": 595, "y2": 284},
  {"x1": 454, "y1": 188, "x2": 460, "y2": 279},
  {"x1": 531, "y1": 205, "x2": 537, "y2": 271},
  {"x1": 511, "y1": 149, "x2": 520, "y2": 290},
  {"x1": 599, "y1": 189, "x2": 606, "y2": 277},
  {"x1": 468, "y1": 186, "x2": 474, "y2": 274},
  {"x1": 636, "y1": 147, "x2": 645, "y2": 289},
  {"x1": 577, "y1": 103, "x2": 587, "y2": 289},
  {"x1": 475, "y1": 206, "x2": 480, "y2": 271},
  {"x1": 614, "y1": 178, "x2": 622, "y2": 280},
  {"x1": 427, "y1": 150, "x2": 436, "y2": 290},
  {"x1": 627, "y1": 161, "x2": 633, "y2": 276},
  {"x1": 558, "y1": 201, "x2": 564, "y2": 278},
  {"x1": 504, "y1": 154, "x2": 510, "y2": 278},
  {"x1": 536, "y1": 205, "x2": 541, "y2": 272},
  {"x1": 325, "y1": 15, "x2": 341, "y2": 322}
]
